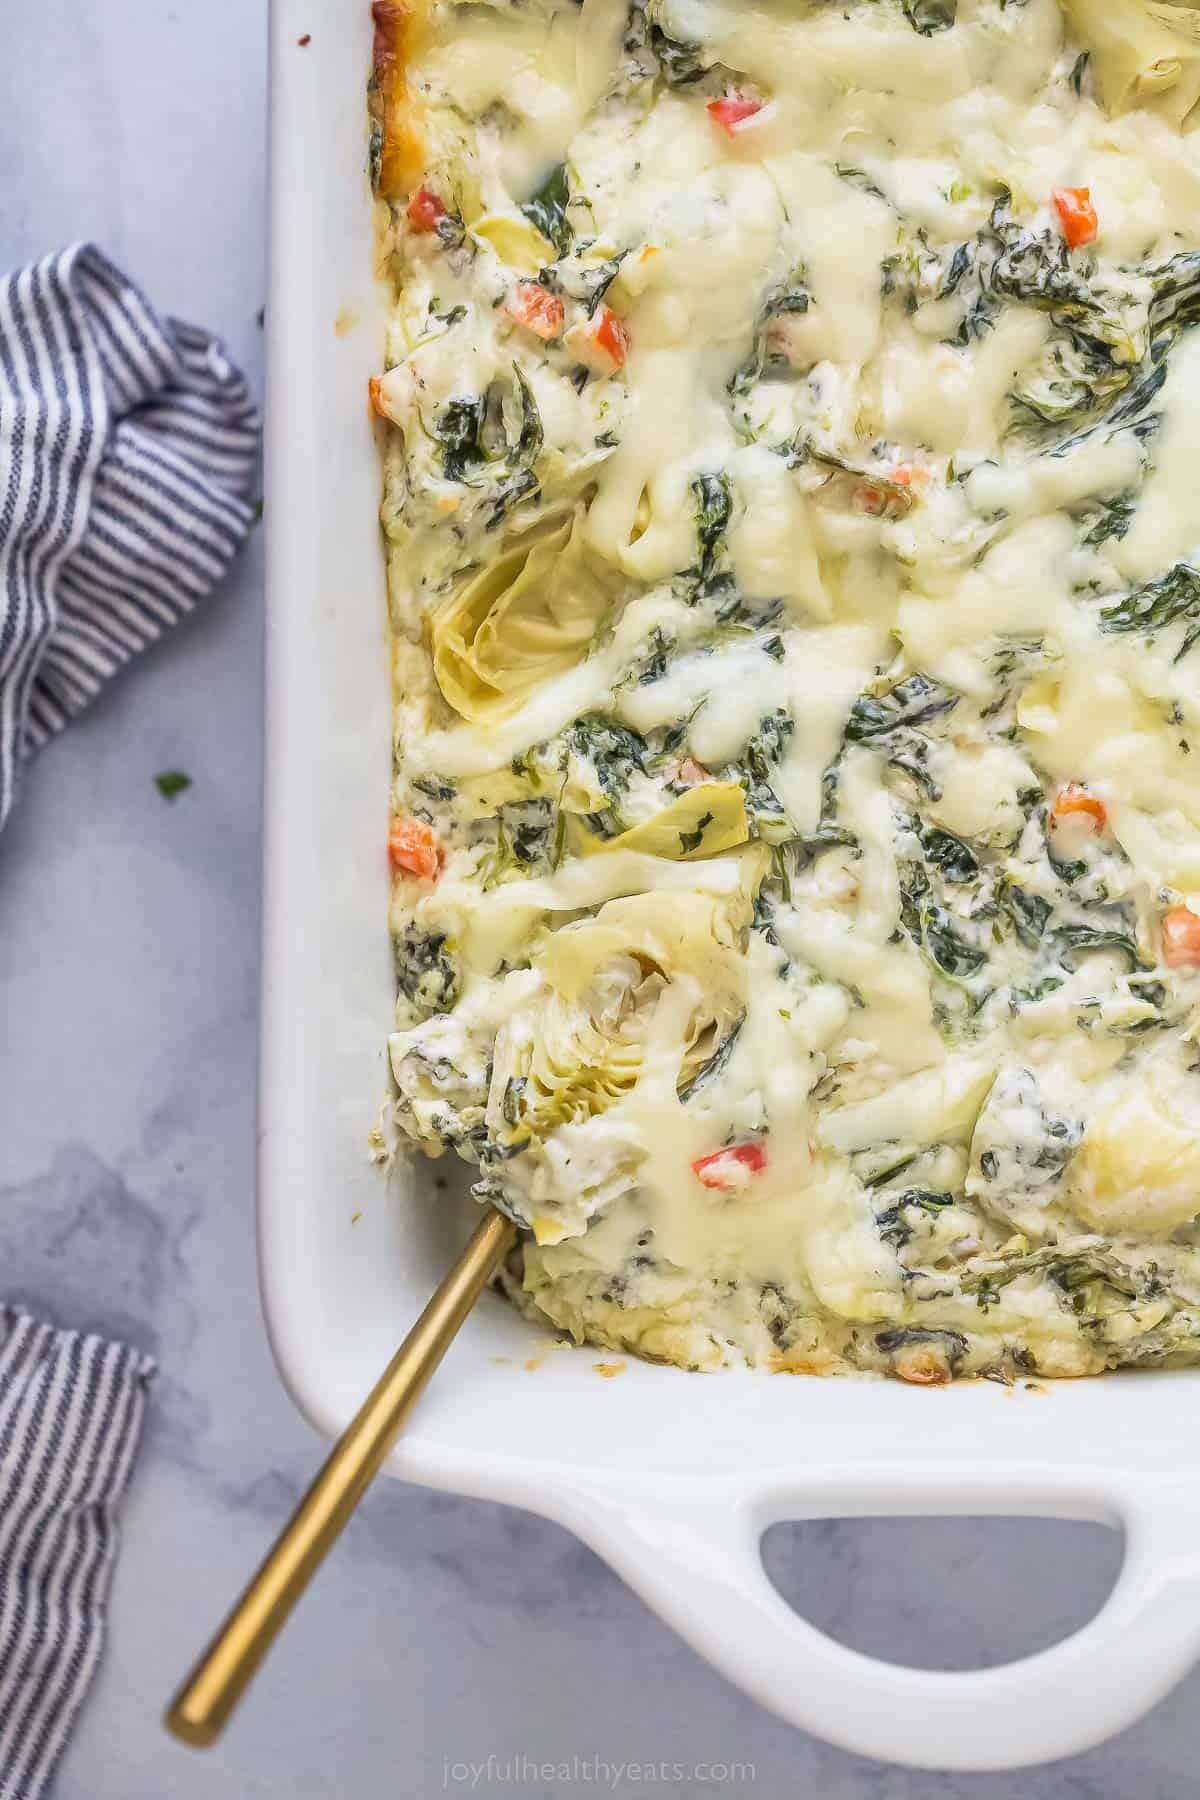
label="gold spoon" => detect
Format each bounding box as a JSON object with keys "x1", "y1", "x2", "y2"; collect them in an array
[{"x1": 165, "y1": 1206, "x2": 517, "y2": 1746}]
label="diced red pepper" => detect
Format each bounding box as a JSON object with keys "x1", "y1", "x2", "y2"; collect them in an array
[
  {"x1": 668, "y1": 756, "x2": 709, "y2": 786},
  {"x1": 568, "y1": 305, "x2": 629, "y2": 376},
  {"x1": 1161, "y1": 906, "x2": 1200, "y2": 968},
  {"x1": 707, "y1": 94, "x2": 765, "y2": 135},
  {"x1": 368, "y1": 375, "x2": 386, "y2": 417},
  {"x1": 388, "y1": 816, "x2": 441, "y2": 881},
  {"x1": 591, "y1": 306, "x2": 629, "y2": 368},
  {"x1": 1052, "y1": 783, "x2": 1106, "y2": 833},
  {"x1": 1052, "y1": 186, "x2": 1098, "y2": 250},
  {"x1": 692, "y1": 1141, "x2": 767, "y2": 1190},
  {"x1": 406, "y1": 186, "x2": 446, "y2": 234},
  {"x1": 506, "y1": 280, "x2": 565, "y2": 341}
]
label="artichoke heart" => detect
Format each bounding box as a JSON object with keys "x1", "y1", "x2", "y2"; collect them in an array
[
  {"x1": 455, "y1": 754, "x2": 610, "y2": 820},
  {"x1": 1064, "y1": 0, "x2": 1200, "y2": 129},
  {"x1": 569, "y1": 782, "x2": 750, "y2": 861},
  {"x1": 471, "y1": 213, "x2": 555, "y2": 274},
  {"x1": 487, "y1": 885, "x2": 753, "y2": 1160},
  {"x1": 431, "y1": 509, "x2": 617, "y2": 723}
]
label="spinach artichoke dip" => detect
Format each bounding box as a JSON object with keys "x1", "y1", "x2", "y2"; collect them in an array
[{"x1": 369, "y1": 0, "x2": 1200, "y2": 1384}]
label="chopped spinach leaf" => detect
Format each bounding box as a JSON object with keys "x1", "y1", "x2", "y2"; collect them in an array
[
  {"x1": 393, "y1": 923, "x2": 460, "y2": 1016},
  {"x1": 1119, "y1": 978, "x2": 1172, "y2": 1034},
  {"x1": 1009, "y1": 975, "x2": 1064, "y2": 1009},
  {"x1": 983, "y1": 192, "x2": 1136, "y2": 361},
  {"x1": 742, "y1": 708, "x2": 794, "y2": 779},
  {"x1": 845, "y1": 673, "x2": 958, "y2": 741},
  {"x1": 434, "y1": 212, "x2": 466, "y2": 251},
  {"x1": 875, "y1": 1189, "x2": 955, "y2": 1249},
  {"x1": 729, "y1": 266, "x2": 812, "y2": 394},
  {"x1": 521, "y1": 162, "x2": 573, "y2": 259},
  {"x1": 1145, "y1": 249, "x2": 1200, "y2": 338},
  {"x1": 647, "y1": 19, "x2": 712, "y2": 85},
  {"x1": 511, "y1": 364, "x2": 544, "y2": 465},
  {"x1": 1098, "y1": 563, "x2": 1200, "y2": 663},
  {"x1": 1081, "y1": 497, "x2": 1135, "y2": 547},
  {"x1": 578, "y1": 258, "x2": 623, "y2": 316},
  {"x1": 999, "y1": 882, "x2": 1052, "y2": 949},
  {"x1": 789, "y1": 826, "x2": 859, "y2": 859},
  {"x1": 679, "y1": 1017, "x2": 745, "y2": 1102},
  {"x1": 835, "y1": 164, "x2": 887, "y2": 202},
  {"x1": 501, "y1": 1076, "x2": 527, "y2": 1127},
  {"x1": 564, "y1": 716, "x2": 647, "y2": 800},
  {"x1": 962, "y1": 1244, "x2": 1143, "y2": 1310},
  {"x1": 412, "y1": 773, "x2": 457, "y2": 804},
  {"x1": 862, "y1": 1148, "x2": 919, "y2": 1189},
  {"x1": 1053, "y1": 923, "x2": 1147, "y2": 971},
  {"x1": 432, "y1": 395, "x2": 486, "y2": 483},
  {"x1": 691, "y1": 471, "x2": 733, "y2": 585},
  {"x1": 736, "y1": 709, "x2": 795, "y2": 837},
  {"x1": 901, "y1": 0, "x2": 956, "y2": 33},
  {"x1": 901, "y1": 868, "x2": 988, "y2": 980},
  {"x1": 918, "y1": 823, "x2": 979, "y2": 884},
  {"x1": 431, "y1": 367, "x2": 542, "y2": 521}
]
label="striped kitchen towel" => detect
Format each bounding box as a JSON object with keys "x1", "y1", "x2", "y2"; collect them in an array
[
  {"x1": 0, "y1": 246, "x2": 257, "y2": 1796},
  {"x1": 0, "y1": 1314, "x2": 155, "y2": 1800},
  {"x1": 0, "y1": 240, "x2": 259, "y2": 830}
]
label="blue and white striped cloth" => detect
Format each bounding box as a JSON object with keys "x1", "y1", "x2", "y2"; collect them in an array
[
  {"x1": 0, "y1": 240, "x2": 259, "y2": 828},
  {"x1": 0, "y1": 245, "x2": 258, "y2": 1799},
  {"x1": 0, "y1": 1315, "x2": 155, "y2": 1800}
]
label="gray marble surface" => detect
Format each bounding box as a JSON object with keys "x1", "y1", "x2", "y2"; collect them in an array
[{"x1": 4, "y1": 3, "x2": 1200, "y2": 1796}]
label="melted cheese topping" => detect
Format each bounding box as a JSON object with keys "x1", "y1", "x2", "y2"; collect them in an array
[{"x1": 375, "y1": 0, "x2": 1200, "y2": 1383}]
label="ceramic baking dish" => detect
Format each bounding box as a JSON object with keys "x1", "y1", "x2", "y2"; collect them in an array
[{"x1": 259, "y1": 0, "x2": 1200, "y2": 1770}]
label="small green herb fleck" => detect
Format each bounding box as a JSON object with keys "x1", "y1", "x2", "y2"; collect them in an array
[{"x1": 155, "y1": 770, "x2": 191, "y2": 800}]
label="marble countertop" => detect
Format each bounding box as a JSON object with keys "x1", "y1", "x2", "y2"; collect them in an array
[{"x1": 4, "y1": 3, "x2": 1200, "y2": 1796}]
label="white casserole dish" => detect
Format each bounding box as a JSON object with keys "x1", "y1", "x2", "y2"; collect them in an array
[{"x1": 259, "y1": 0, "x2": 1200, "y2": 1770}]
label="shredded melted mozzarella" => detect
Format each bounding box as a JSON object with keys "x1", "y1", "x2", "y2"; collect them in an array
[{"x1": 374, "y1": 0, "x2": 1200, "y2": 1383}]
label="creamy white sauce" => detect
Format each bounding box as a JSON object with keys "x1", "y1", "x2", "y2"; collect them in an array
[{"x1": 377, "y1": 0, "x2": 1200, "y2": 1382}]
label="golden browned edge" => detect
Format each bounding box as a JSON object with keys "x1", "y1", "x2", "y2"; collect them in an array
[{"x1": 369, "y1": 1, "x2": 429, "y2": 203}]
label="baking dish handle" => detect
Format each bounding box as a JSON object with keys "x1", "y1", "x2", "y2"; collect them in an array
[{"x1": 562, "y1": 1470, "x2": 1200, "y2": 1771}]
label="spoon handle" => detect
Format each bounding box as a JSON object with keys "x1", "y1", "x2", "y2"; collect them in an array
[{"x1": 165, "y1": 1206, "x2": 517, "y2": 1747}]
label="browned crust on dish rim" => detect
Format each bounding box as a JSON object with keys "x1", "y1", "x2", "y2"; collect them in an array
[{"x1": 369, "y1": 1, "x2": 427, "y2": 201}]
